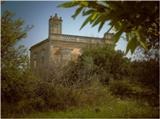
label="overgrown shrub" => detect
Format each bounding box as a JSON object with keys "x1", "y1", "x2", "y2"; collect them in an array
[
  {"x1": 35, "y1": 81, "x2": 80, "y2": 111},
  {"x1": 2, "y1": 43, "x2": 159, "y2": 117},
  {"x1": 1, "y1": 68, "x2": 39, "y2": 117},
  {"x1": 130, "y1": 59, "x2": 159, "y2": 106},
  {"x1": 80, "y1": 44, "x2": 129, "y2": 82},
  {"x1": 109, "y1": 79, "x2": 133, "y2": 98}
]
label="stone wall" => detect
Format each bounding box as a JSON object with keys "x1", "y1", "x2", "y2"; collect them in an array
[
  {"x1": 50, "y1": 33, "x2": 104, "y2": 44},
  {"x1": 30, "y1": 33, "x2": 113, "y2": 79},
  {"x1": 49, "y1": 33, "x2": 108, "y2": 65},
  {"x1": 30, "y1": 40, "x2": 50, "y2": 79}
]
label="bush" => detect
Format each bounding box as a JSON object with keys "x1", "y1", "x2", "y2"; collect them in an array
[
  {"x1": 50, "y1": 44, "x2": 129, "y2": 87},
  {"x1": 109, "y1": 79, "x2": 133, "y2": 98},
  {"x1": 2, "y1": 43, "x2": 159, "y2": 117},
  {"x1": 80, "y1": 44, "x2": 130, "y2": 82},
  {"x1": 130, "y1": 59, "x2": 159, "y2": 106},
  {"x1": 35, "y1": 81, "x2": 80, "y2": 111},
  {"x1": 1, "y1": 68, "x2": 39, "y2": 117}
]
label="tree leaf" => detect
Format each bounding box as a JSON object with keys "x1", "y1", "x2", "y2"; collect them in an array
[
  {"x1": 126, "y1": 33, "x2": 139, "y2": 54},
  {"x1": 114, "y1": 22, "x2": 127, "y2": 43},
  {"x1": 106, "y1": 24, "x2": 114, "y2": 33},
  {"x1": 58, "y1": 1, "x2": 78, "y2": 8},
  {"x1": 83, "y1": 9, "x2": 96, "y2": 16},
  {"x1": 114, "y1": 30, "x2": 123, "y2": 43},
  {"x1": 80, "y1": 15, "x2": 92, "y2": 30},
  {"x1": 72, "y1": 6, "x2": 83, "y2": 19},
  {"x1": 91, "y1": 12, "x2": 98, "y2": 21},
  {"x1": 92, "y1": 15, "x2": 103, "y2": 27},
  {"x1": 135, "y1": 29, "x2": 147, "y2": 50},
  {"x1": 80, "y1": 1, "x2": 89, "y2": 7},
  {"x1": 98, "y1": 20, "x2": 105, "y2": 32}
]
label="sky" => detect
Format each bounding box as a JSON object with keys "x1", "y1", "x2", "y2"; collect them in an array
[{"x1": 2, "y1": 1, "x2": 127, "y2": 52}]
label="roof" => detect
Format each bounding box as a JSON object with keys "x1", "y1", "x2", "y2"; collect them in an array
[{"x1": 30, "y1": 39, "x2": 48, "y2": 50}]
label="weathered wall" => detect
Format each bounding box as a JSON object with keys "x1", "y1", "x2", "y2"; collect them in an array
[
  {"x1": 49, "y1": 34, "x2": 106, "y2": 64},
  {"x1": 30, "y1": 40, "x2": 50, "y2": 79}
]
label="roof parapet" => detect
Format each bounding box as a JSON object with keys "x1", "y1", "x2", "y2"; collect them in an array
[{"x1": 49, "y1": 13, "x2": 62, "y2": 21}]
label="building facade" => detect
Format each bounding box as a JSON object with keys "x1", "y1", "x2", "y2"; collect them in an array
[{"x1": 30, "y1": 13, "x2": 114, "y2": 79}]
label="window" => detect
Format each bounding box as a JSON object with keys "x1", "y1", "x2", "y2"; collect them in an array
[{"x1": 61, "y1": 48, "x2": 72, "y2": 61}]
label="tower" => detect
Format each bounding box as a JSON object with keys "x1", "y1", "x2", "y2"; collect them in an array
[{"x1": 49, "y1": 13, "x2": 62, "y2": 36}]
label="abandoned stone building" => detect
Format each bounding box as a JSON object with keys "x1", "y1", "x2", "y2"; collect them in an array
[{"x1": 30, "y1": 13, "x2": 114, "y2": 79}]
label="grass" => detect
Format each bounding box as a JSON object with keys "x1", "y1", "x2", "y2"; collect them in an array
[
  {"x1": 2, "y1": 83, "x2": 159, "y2": 118},
  {"x1": 25, "y1": 98, "x2": 159, "y2": 118}
]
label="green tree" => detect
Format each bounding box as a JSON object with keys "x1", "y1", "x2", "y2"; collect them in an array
[
  {"x1": 1, "y1": 10, "x2": 32, "y2": 58},
  {"x1": 1, "y1": 10, "x2": 33, "y2": 103},
  {"x1": 58, "y1": 1, "x2": 159, "y2": 53},
  {"x1": 80, "y1": 44, "x2": 129, "y2": 83}
]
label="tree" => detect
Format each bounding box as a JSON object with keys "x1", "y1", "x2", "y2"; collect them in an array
[
  {"x1": 80, "y1": 44, "x2": 129, "y2": 83},
  {"x1": 1, "y1": 10, "x2": 33, "y2": 103},
  {"x1": 1, "y1": 10, "x2": 32, "y2": 58},
  {"x1": 1, "y1": 10, "x2": 32, "y2": 81},
  {"x1": 1, "y1": 10, "x2": 33, "y2": 70},
  {"x1": 58, "y1": 1, "x2": 159, "y2": 54}
]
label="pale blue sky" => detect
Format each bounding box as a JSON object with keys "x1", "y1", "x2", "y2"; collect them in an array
[{"x1": 2, "y1": 1, "x2": 127, "y2": 52}]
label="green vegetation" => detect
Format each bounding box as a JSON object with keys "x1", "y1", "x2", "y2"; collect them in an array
[
  {"x1": 2, "y1": 43, "x2": 159, "y2": 118},
  {"x1": 1, "y1": 2, "x2": 159, "y2": 118},
  {"x1": 1, "y1": 10, "x2": 36, "y2": 117},
  {"x1": 26, "y1": 98, "x2": 158, "y2": 118}
]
